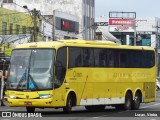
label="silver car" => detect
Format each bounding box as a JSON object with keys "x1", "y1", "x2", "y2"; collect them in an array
[{"x1": 156, "y1": 79, "x2": 160, "y2": 90}]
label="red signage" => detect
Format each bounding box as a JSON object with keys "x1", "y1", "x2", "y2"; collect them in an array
[
  {"x1": 109, "y1": 19, "x2": 135, "y2": 26},
  {"x1": 61, "y1": 19, "x2": 75, "y2": 32},
  {"x1": 115, "y1": 25, "x2": 129, "y2": 31}
]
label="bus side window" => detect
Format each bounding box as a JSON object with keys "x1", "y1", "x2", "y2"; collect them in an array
[
  {"x1": 108, "y1": 50, "x2": 114, "y2": 67},
  {"x1": 118, "y1": 51, "x2": 127, "y2": 68},
  {"x1": 69, "y1": 47, "x2": 82, "y2": 68},
  {"x1": 100, "y1": 49, "x2": 109, "y2": 67},
  {"x1": 94, "y1": 49, "x2": 100, "y2": 67},
  {"x1": 83, "y1": 48, "x2": 94, "y2": 67},
  {"x1": 55, "y1": 47, "x2": 67, "y2": 88}
]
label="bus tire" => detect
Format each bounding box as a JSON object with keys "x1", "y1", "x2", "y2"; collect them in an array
[
  {"x1": 26, "y1": 107, "x2": 35, "y2": 113},
  {"x1": 63, "y1": 94, "x2": 72, "y2": 113},
  {"x1": 132, "y1": 92, "x2": 141, "y2": 110},
  {"x1": 123, "y1": 92, "x2": 132, "y2": 110}
]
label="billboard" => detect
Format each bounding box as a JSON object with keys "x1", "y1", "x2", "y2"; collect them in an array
[
  {"x1": 56, "y1": 17, "x2": 79, "y2": 33},
  {"x1": 61, "y1": 19, "x2": 76, "y2": 32}
]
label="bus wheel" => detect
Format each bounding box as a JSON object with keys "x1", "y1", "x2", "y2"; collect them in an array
[
  {"x1": 63, "y1": 94, "x2": 72, "y2": 113},
  {"x1": 123, "y1": 92, "x2": 132, "y2": 110},
  {"x1": 132, "y1": 92, "x2": 141, "y2": 110},
  {"x1": 26, "y1": 107, "x2": 35, "y2": 113}
]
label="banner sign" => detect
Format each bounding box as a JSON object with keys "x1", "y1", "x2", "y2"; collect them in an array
[
  {"x1": 109, "y1": 26, "x2": 134, "y2": 32},
  {"x1": 109, "y1": 19, "x2": 136, "y2": 26}
]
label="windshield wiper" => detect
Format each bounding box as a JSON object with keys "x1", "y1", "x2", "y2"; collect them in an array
[{"x1": 16, "y1": 72, "x2": 27, "y2": 90}]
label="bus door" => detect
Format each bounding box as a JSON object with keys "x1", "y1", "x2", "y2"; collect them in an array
[{"x1": 53, "y1": 47, "x2": 67, "y2": 106}]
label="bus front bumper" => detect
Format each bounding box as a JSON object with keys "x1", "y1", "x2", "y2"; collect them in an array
[{"x1": 8, "y1": 98, "x2": 53, "y2": 107}]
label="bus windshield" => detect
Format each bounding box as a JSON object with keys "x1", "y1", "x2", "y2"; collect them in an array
[{"x1": 7, "y1": 49, "x2": 55, "y2": 91}]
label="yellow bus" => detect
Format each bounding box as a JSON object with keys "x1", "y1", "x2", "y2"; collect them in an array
[{"x1": 7, "y1": 40, "x2": 156, "y2": 113}]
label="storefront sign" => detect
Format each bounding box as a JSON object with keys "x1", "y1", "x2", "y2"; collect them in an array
[
  {"x1": 109, "y1": 26, "x2": 134, "y2": 32},
  {"x1": 109, "y1": 19, "x2": 136, "y2": 26}
]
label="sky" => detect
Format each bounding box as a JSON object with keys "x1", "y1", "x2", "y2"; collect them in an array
[{"x1": 95, "y1": 0, "x2": 160, "y2": 18}]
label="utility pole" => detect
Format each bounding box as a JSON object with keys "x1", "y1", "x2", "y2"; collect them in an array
[
  {"x1": 94, "y1": 23, "x2": 97, "y2": 40},
  {"x1": 31, "y1": 8, "x2": 39, "y2": 42},
  {"x1": 133, "y1": 25, "x2": 137, "y2": 46},
  {"x1": 153, "y1": 21, "x2": 160, "y2": 76},
  {"x1": 23, "y1": 6, "x2": 39, "y2": 42},
  {"x1": 52, "y1": 10, "x2": 55, "y2": 40}
]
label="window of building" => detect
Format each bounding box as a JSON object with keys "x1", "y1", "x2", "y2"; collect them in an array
[
  {"x1": 141, "y1": 34, "x2": 151, "y2": 46},
  {"x1": 2, "y1": 22, "x2": 7, "y2": 35},
  {"x1": 3, "y1": 0, "x2": 13, "y2": 3},
  {"x1": 3, "y1": 0, "x2": 7, "y2": 3},
  {"x1": 22, "y1": 26, "x2": 26, "y2": 34},
  {"x1": 83, "y1": 16, "x2": 86, "y2": 27},
  {"x1": 64, "y1": 36, "x2": 71, "y2": 39},
  {"x1": 8, "y1": 0, "x2": 13, "y2": 3},
  {"x1": 9, "y1": 23, "x2": 13, "y2": 35},
  {"x1": 16, "y1": 24, "x2": 20, "y2": 34},
  {"x1": 28, "y1": 27, "x2": 32, "y2": 34},
  {"x1": 96, "y1": 32, "x2": 102, "y2": 40}
]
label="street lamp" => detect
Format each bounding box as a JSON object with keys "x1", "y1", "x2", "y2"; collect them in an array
[
  {"x1": 43, "y1": 22, "x2": 46, "y2": 41},
  {"x1": 23, "y1": 5, "x2": 39, "y2": 42}
]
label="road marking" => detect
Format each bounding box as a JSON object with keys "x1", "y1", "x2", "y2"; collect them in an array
[
  {"x1": 0, "y1": 109, "x2": 15, "y2": 111},
  {"x1": 93, "y1": 110, "x2": 128, "y2": 118}
]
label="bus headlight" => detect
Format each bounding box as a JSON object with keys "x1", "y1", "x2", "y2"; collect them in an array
[
  {"x1": 40, "y1": 94, "x2": 52, "y2": 99},
  {"x1": 9, "y1": 95, "x2": 17, "y2": 99}
]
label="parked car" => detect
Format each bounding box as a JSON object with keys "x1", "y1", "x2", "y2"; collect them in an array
[{"x1": 156, "y1": 78, "x2": 160, "y2": 90}]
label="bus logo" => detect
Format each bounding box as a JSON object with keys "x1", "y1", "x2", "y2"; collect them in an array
[{"x1": 26, "y1": 95, "x2": 29, "y2": 99}]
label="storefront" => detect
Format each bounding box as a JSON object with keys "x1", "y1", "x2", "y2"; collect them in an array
[{"x1": 108, "y1": 17, "x2": 160, "y2": 48}]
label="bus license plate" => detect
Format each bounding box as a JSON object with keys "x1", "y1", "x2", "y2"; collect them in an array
[{"x1": 24, "y1": 102, "x2": 32, "y2": 105}]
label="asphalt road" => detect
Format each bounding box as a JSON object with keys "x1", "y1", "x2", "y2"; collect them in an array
[{"x1": 1, "y1": 91, "x2": 160, "y2": 120}]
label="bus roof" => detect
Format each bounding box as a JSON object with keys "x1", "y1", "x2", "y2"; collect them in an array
[{"x1": 15, "y1": 39, "x2": 155, "y2": 51}]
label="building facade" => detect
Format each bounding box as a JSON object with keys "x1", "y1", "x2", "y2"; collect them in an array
[
  {"x1": 0, "y1": 8, "x2": 34, "y2": 45},
  {"x1": 0, "y1": 0, "x2": 95, "y2": 40},
  {"x1": 108, "y1": 17, "x2": 160, "y2": 48}
]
